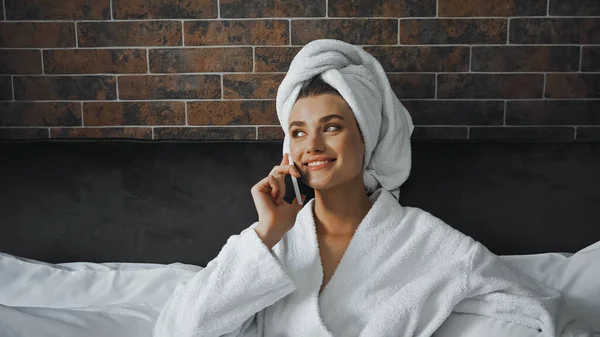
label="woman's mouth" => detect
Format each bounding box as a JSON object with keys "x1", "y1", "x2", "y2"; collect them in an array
[{"x1": 306, "y1": 159, "x2": 336, "y2": 171}]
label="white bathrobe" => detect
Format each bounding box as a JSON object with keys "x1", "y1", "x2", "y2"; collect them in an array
[{"x1": 153, "y1": 188, "x2": 591, "y2": 337}]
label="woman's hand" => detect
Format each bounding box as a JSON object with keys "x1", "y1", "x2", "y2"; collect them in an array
[{"x1": 251, "y1": 153, "x2": 306, "y2": 249}]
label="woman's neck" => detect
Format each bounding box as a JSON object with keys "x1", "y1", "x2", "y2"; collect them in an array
[{"x1": 312, "y1": 177, "x2": 373, "y2": 237}]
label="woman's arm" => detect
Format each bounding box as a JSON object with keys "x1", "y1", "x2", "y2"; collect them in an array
[
  {"x1": 153, "y1": 223, "x2": 296, "y2": 337},
  {"x1": 455, "y1": 240, "x2": 593, "y2": 337}
]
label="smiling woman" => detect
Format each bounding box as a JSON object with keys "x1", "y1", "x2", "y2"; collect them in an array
[
  {"x1": 152, "y1": 39, "x2": 594, "y2": 337},
  {"x1": 287, "y1": 77, "x2": 380, "y2": 296},
  {"x1": 287, "y1": 76, "x2": 374, "y2": 294}
]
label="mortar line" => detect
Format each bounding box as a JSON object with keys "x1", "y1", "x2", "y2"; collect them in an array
[
  {"x1": 543, "y1": 73, "x2": 547, "y2": 98},
  {"x1": 579, "y1": 46, "x2": 583, "y2": 72},
  {"x1": 74, "y1": 22, "x2": 79, "y2": 47}
]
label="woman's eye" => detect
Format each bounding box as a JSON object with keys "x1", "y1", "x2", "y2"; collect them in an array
[
  {"x1": 292, "y1": 125, "x2": 340, "y2": 137},
  {"x1": 325, "y1": 125, "x2": 340, "y2": 132}
]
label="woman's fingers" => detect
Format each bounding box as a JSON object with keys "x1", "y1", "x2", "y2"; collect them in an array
[
  {"x1": 263, "y1": 154, "x2": 301, "y2": 206},
  {"x1": 276, "y1": 154, "x2": 301, "y2": 176},
  {"x1": 270, "y1": 164, "x2": 300, "y2": 178},
  {"x1": 268, "y1": 175, "x2": 279, "y2": 200},
  {"x1": 281, "y1": 153, "x2": 289, "y2": 165}
]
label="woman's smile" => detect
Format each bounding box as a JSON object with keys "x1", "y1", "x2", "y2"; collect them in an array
[{"x1": 306, "y1": 159, "x2": 337, "y2": 171}]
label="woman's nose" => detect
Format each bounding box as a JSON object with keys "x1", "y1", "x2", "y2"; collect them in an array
[{"x1": 305, "y1": 132, "x2": 325, "y2": 153}]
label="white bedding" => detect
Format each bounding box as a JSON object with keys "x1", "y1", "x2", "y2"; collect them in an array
[
  {"x1": 0, "y1": 241, "x2": 598, "y2": 337},
  {"x1": 0, "y1": 256, "x2": 200, "y2": 337}
]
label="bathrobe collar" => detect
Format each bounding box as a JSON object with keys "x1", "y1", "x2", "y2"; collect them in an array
[{"x1": 284, "y1": 187, "x2": 399, "y2": 334}]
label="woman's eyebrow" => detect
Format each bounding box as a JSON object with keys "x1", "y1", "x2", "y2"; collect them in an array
[{"x1": 288, "y1": 114, "x2": 345, "y2": 129}]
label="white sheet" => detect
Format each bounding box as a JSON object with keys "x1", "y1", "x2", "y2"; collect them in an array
[
  {"x1": 0, "y1": 253, "x2": 199, "y2": 337},
  {"x1": 1, "y1": 237, "x2": 598, "y2": 337}
]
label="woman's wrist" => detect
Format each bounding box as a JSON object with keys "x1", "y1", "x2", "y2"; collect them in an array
[{"x1": 254, "y1": 223, "x2": 284, "y2": 250}]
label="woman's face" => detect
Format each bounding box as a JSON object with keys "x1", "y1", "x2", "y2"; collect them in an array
[{"x1": 288, "y1": 93, "x2": 365, "y2": 190}]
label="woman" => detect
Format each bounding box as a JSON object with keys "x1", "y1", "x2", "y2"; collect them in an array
[{"x1": 153, "y1": 40, "x2": 591, "y2": 337}]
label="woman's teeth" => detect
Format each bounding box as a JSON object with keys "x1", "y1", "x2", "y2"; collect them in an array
[{"x1": 307, "y1": 160, "x2": 333, "y2": 166}]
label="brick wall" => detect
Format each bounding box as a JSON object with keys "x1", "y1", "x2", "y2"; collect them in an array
[{"x1": 0, "y1": 0, "x2": 599, "y2": 141}]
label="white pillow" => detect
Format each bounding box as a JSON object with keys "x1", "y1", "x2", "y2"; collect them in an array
[
  {"x1": 0, "y1": 253, "x2": 202, "y2": 337},
  {"x1": 501, "y1": 241, "x2": 600, "y2": 332},
  {"x1": 434, "y1": 240, "x2": 600, "y2": 337},
  {"x1": 0, "y1": 252, "x2": 200, "y2": 308}
]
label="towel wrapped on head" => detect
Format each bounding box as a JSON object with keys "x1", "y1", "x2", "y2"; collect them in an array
[{"x1": 276, "y1": 39, "x2": 414, "y2": 200}]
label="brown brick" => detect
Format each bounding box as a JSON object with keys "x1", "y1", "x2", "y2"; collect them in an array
[
  {"x1": 187, "y1": 100, "x2": 277, "y2": 125},
  {"x1": 257, "y1": 126, "x2": 284, "y2": 140},
  {"x1": 83, "y1": 102, "x2": 185, "y2": 126},
  {"x1": 401, "y1": 19, "x2": 507, "y2": 45},
  {"x1": 223, "y1": 74, "x2": 285, "y2": 99},
  {"x1": 411, "y1": 127, "x2": 468, "y2": 140},
  {"x1": 0, "y1": 102, "x2": 80, "y2": 126},
  {"x1": 577, "y1": 127, "x2": 600, "y2": 141},
  {"x1": 149, "y1": 48, "x2": 252, "y2": 73},
  {"x1": 402, "y1": 100, "x2": 504, "y2": 125},
  {"x1": 0, "y1": 50, "x2": 42, "y2": 74},
  {"x1": 581, "y1": 47, "x2": 600, "y2": 71},
  {"x1": 0, "y1": 128, "x2": 49, "y2": 140},
  {"x1": 549, "y1": 0, "x2": 600, "y2": 16},
  {"x1": 291, "y1": 19, "x2": 398, "y2": 45},
  {"x1": 388, "y1": 74, "x2": 435, "y2": 99},
  {"x1": 14, "y1": 76, "x2": 116, "y2": 100},
  {"x1": 329, "y1": 0, "x2": 435, "y2": 17},
  {"x1": 546, "y1": 74, "x2": 600, "y2": 99},
  {"x1": 364, "y1": 46, "x2": 469, "y2": 72},
  {"x1": 113, "y1": 0, "x2": 217, "y2": 19},
  {"x1": 510, "y1": 18, "x2": 600, "y2": 44},
  {"x1": 438, "y1": 74, "x2": 544, "y2": 99},
  {"x1": 221, "y1": 0, "x2": 324, "y2": 17},
  {"x1": 507, "y1": 101, "x2": 600, "y2": 125},
  {"x1": 0, "y1": 77, "x2": 12, "y2": 100},
  {"x1": 185, "y1": 20, "x2": 288, "y2": 46},
  {"x1": 50, "y1": 127, "x2": 152, "y2": 139},
  {"x1": 118, "y1": 75, "x2": 220, "y2": 100},
  {"x1": 44, "y1": 49, "x2": 146, "y2": 74},
  {"x1": 154, "y1": 127, "x2": 255, "y2": 140},
  {"x1": 5, "y1": 0, "x2": 110, "y2": 19},
  {"x1": 439, "y1": 0, "x2": 546, "y2": 16},
  {"x1": 470, "y1": 127, "x2": 574, "y2": 140},
  {"x1": 78, "y1": 21, "x2": 182, "y2": 47},
  {"x1": 255, "y1": 47, "x2": 301, "y2": 72},
  {"x1": 0, "y1": 22, "x2": 75, "y2": 48},
  {"x1": 472, "y1": 46, "x2": 580, "y2": 72}
]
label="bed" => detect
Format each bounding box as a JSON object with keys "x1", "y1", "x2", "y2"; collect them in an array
[{"x1": 1, "y1": 140, "x2": 599, "y2": 336}]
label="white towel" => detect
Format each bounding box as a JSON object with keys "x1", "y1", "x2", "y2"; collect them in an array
[
  {"x1": 276, "y1": 39, "x2": 414, "y2": 199},
  {"x1": 153, "y1": 187, "x2": 593, "y2": 337}
]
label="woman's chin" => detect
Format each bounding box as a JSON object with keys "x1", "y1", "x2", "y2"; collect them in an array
[{"x1": 305, "y1": 179, "x2": 336, "y2": 190}]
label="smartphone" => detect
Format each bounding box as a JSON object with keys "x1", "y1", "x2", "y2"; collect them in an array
[{"x1": 283, "y1": 162, "x2": 315, "y2": 204}]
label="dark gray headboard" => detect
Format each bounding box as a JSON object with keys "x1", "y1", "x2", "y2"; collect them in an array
[{"x1": 1, "y1": 141, "x2": 599, "y2": 266}]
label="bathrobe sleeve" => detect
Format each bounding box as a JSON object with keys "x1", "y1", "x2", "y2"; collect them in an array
[
  {"x1": 153, "y1": 223, "x2": 297, "y2": 337},
  {"x1": 454, "y1": 239, "x2": 593, "y2": 337}
]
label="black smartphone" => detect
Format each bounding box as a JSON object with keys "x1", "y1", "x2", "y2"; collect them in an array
[{"x1": 282, "y1": 163, "x2": 315, "y2": 204}]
